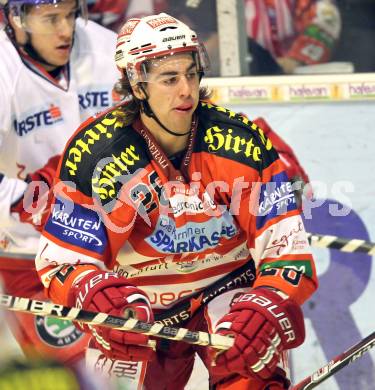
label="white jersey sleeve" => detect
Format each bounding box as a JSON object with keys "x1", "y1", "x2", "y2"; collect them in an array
[
  {"x1": 0, "y1": 42, "x2": 28, "y2": 231},
  {"x1": 0, "y1": 58, "x2": 12, "y2": 147}
]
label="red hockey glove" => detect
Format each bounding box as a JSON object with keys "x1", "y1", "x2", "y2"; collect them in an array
[
  {"x1": 211, "y1": 288, "x2": 305, "y2": 381},
  {"x1": 10, "y1": 155, "x2": 60, "y2": 231},
  {"x1": 70, "y1": 270, "x2": 155, "y2": 362}
]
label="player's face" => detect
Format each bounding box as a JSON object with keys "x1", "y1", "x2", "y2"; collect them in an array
[
  {"x1": 145, "y1": 53, "x2": 200, "y2": 135},
  {"x1": 14, "y1": 0, "x2": 77, "y2": 69}
]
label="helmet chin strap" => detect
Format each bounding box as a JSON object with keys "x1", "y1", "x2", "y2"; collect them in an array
[{"x1": 138, "y1": 84, "x2": 191, "y2": 137}]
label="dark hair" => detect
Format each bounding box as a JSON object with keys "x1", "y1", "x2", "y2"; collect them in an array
[{"x1": 113, "y1": 72, "x2": 212, "y2": 126}]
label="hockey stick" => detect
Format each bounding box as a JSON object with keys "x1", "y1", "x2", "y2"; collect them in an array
[
  {"x1": 306, "y1": 233, "x2": 375, "y2": 255},
  {"x1": 291, "y1": 330, "x2": 375, "y2": 389},
  {"x1": 154, "y1": 260, "x2": 255, "y2": 326},
  {"x1": 0, "y1": 293, "x2": 234, "y2": 351}
]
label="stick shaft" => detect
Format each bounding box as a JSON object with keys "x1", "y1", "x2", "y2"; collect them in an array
[
  {"x1": 0, "y1": 293, "x2": 234, "y2": 350},
  {"x1": 155, "y1": 261, "x2": 254, "y2": 326},
  {"x1": 306, "y1": 233, "x2": 375, "y2": 255},
  {"x1": 291, "y1": 331, "x2": 375, "y2": 389}
]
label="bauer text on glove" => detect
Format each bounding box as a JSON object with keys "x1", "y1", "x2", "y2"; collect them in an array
[
  {"x1": 211, "y1": 287, "x2": 305, "y2": 381},
  {"x1": 69, "y1": 270, "x2": 155, "y2": 361}
]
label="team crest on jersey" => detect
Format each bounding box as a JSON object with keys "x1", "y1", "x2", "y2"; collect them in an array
[
  {"x1": 14, "y1": 104, "x2": 63, "y2": 137},
  {"x1": 35, "y1": 316, "x2": 84, "y2": 347}
]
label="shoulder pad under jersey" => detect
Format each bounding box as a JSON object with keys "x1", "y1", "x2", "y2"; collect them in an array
[
  {"x1": 195, "y1": 102, "x2": 278, "y2": 171},
  {"x1": 59, "y1": 107, "x2": 150, "y2": 199}
]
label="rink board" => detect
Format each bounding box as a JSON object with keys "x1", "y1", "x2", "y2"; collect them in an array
[{"x1": 189, "y1": 74, "x2": 375, "y2": 390}]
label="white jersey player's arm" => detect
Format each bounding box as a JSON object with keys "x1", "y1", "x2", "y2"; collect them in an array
[{"x1": 0, "y1": 74, "x2": 28, "y2": 229}]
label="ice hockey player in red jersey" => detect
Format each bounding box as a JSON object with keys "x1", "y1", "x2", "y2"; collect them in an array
[{"x1": 36, "y1": 12, "x2": 318, "y2": 389}]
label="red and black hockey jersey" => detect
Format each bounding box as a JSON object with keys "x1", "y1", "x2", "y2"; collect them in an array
[{"x1": 35, "y1": 102, "x2": 317, "y2": 311}]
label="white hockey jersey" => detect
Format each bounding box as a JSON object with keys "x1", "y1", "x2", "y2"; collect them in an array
[{"x1": 0, "y1": 19, "x2": 120, "y2": 255}]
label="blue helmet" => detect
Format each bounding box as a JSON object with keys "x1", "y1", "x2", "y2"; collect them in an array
[
  {"x1": 2, "y1": 0, "x2": 87, "y2": 30},
  {"x1": 7, "y1": 0, "x2": 76, "y2": 4},
  {"x1": 4, "y1": 0, "x2": 87, "y2": 8}
]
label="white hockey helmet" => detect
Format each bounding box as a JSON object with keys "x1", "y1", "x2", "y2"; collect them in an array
[{"x1": 115, "y1": 13, "x2": 210, "y2": 85}]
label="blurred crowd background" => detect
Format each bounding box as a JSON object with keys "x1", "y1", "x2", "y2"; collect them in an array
[{"x1": 85, "y1": 0, "x2": 375, "y2": 76}]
